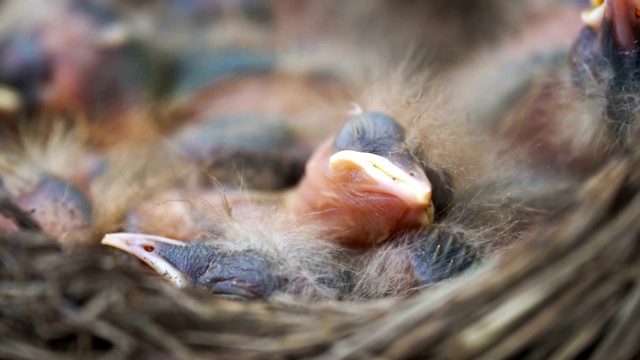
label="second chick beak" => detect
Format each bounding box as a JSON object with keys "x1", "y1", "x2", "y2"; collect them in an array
[
  {"x1": 102, "y1": 233, "x2": 191, "y2": 288},
  {"x1": 102, "y1": 233, "x2": 286, "y2": 299},
  {"x1": 329, "y1": 150, "x2": 432, "y2": 210}
]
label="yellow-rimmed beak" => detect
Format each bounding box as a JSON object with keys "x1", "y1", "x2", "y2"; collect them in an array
[
  {"x1": 581, "y1": 0, "x2": 640, "y2": 48},
  {"x1": 329, "y1": 150, "x2": 434, "y2": 224},
  {"x1": 582, "y1": 0, "x2": 606, "y2": 29},
  {"x1": 329, "y1": 150, "x2": 432, "y2": 210}
]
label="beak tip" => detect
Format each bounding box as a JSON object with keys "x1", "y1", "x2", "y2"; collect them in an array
[
  {"x1": 581, "y1": 4, "x2": 606, "y2": 29},
  {"x1": 101, "y1": 233, "x2": 118, "y2": 246},
  {"x1": 101, "y1": 233, "x2": 136, "y2": 252},
  {"x1": 101, "y1": 233, "x2": 191, "y2": 288}
]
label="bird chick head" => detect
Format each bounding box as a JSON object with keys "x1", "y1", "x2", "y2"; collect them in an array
[
  {"x1": 582, "y1": 0, "x2": 640, "y2": 51},
  {"x1": 330, "y1": 112, "x2": 433, "y2": 211},
  {"x1": 291, "y1": 112, "x2": 434, "y2": 247},
  {"x1": 572, "y1": 0, "x2": 640, "y2": 144},
  {"x1": 102, "y1": 233, "x2": 285, "y2": 300}
]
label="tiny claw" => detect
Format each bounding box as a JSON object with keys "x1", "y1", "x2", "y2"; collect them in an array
[{"x1": 409, "y1": 228, "x2": 483, "y2": 286}]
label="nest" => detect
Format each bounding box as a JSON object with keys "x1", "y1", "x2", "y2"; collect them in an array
[
  {"x1": 1, "y1": 157, "x2": 639, "y2": 359},
  {"x1": 2, "y1": 1, "x2": 640, "y2": 359}
]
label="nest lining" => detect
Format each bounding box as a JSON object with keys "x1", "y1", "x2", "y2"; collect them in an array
[{"x1": 2, "y1": 157, "x2": 639, "y2": 359}]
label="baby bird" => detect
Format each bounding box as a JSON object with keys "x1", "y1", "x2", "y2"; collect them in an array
[
  {"x1": 98, "y1": 2, "x2": 597, "y2": 300},
  {"x1": 0, "y1": 113, "x2": 103, "y2": 235},
  {"x1": 3, "y1": 0, "x2": 610, "y2": 303},
  {"x1": 0, "y1": 1, "x2": 126, "y2": 114},
  {"x1": 0, "y1": 174, "x2": 92, "y2": 235},
  {"x1": 102, "y1": 235, "x2": 288, "y2": 300},
  {"x1": 441, "y1": 0, "x2": 630, "y2": 177},
  {"x1": 103, "y1": 111, "x2": 450, "y2": 299},
  {"x1": 282, "y1": 112, "x2": 434, "y2": 247},
  {"x1": 572, "y1": 0, "x2": 640, "y2": 146}
]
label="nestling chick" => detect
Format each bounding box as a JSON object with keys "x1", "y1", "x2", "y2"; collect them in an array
[
  {"x1": 572, "y1": 0, "x2": 640, "y2": 146},
  {"x1": 3, "y1": 0, "x2": 613, "y2": 303},
  {"x1": 104, "y1": 111, "x2": 445, "y2": 298},
  {"x1": 283, "y1": 112, "x2": 434, "y2": 247}
]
